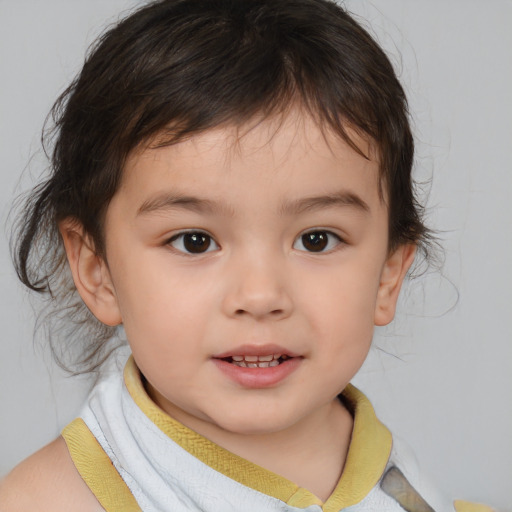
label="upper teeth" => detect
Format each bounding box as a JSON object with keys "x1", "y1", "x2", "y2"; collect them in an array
[{"x1": 230, "y1": 354, "x2": 284, "y2": 368}]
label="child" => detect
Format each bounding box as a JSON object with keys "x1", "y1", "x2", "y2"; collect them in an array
[{"x1": 0, "y1": 0, "x2": 496, "y2": 511}]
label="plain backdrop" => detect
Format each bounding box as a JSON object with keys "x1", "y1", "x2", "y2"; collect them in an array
[{"x1": 0, "y1": 0, "x2": 511, "y2": 508}]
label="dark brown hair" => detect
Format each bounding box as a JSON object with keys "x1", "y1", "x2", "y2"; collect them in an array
[{"x1": 13, "y1": 0, "x2": 429, "y2": 372}]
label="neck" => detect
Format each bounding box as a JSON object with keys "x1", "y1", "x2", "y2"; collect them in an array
[
  {"x1": 152, "y1": 389, "x2": 353, "y2": 502},
  {"x1": 224, "y1": 398, "x2": 353, "y2": 501}
]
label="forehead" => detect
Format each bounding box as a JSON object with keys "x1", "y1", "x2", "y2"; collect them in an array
[{"x1": 119, "y1": 112, "x2": 383, "y2": 212}]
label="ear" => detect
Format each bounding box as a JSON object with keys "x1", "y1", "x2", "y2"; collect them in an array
[
  {"x1": 374, "y1": 244, "x2": 416, "y2": 326},
  {"x1": 59, "y1": 218, "x2": 122, "y2": 326}
]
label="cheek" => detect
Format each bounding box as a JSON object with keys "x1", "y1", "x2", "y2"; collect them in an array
[
  {"x1": 295, "y1": 260, "x2": 382, "y2": 376},
  {"x1": 112, "y1": 255, "x2": 220, "y2": 346},
  {"x1": 299, "y1": 262, "x2": 382, "y2": 325}
]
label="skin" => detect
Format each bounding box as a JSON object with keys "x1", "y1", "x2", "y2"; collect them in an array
[
  {"x1": 0, "y1": 112, "x2": 415, "y2": 509},
  {"x1": 0, "y1": 437, "x2": 104, "y2": 511}
]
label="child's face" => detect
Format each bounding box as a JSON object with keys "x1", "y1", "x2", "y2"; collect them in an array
[{"x1": 90, "y1": 112, "x2": 412, "y2": 436}]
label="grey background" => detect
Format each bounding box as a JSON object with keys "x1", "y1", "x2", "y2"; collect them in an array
[{"x1": 0, "y1": 0, "x2": 511, "y2": 508}]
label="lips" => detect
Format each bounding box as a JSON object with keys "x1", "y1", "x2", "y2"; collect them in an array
[
  {"x1": 213, "y1": 344, "x2": 298, "y2": 365},
  {"x1": 224, "y1": 354, "x2": 290, "y2": 368},
  {"x1": 212, "y1": 345, "x2": 301, "y2": 387}
]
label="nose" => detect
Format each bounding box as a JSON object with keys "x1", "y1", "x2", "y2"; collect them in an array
[{"x1": 221, "y1": 252, "x2": 293, "y2": 321}]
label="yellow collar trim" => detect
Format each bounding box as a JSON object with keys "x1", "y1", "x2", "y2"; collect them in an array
[
  {"x1": 124, "y1": 356, "x2": 391, "y2": 511},
  {"x1": 62, "y1": 418, "x2": 142, "y2": 511}
]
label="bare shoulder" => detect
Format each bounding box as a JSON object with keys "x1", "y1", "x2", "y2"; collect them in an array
[{"x1": 0, "y1": 436, "x2": 104, "y2": 512}]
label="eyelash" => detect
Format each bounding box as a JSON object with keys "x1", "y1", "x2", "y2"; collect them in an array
[
  {"x1": 293, "y1": 230, "x2": 344, "y2": 253},
  {"x1": 167, "y1": 231, "x2": 219, "y2": 254},
  {"x1": 167, "y1": 229, "x2": 344, "y2": 255}
]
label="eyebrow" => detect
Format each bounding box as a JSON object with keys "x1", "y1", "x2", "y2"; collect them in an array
[
  {"x1": 137, "y1": 190, "x2": 370, "y2": 217},
  {"x1": 279, "y1": 191, "x2": 370, "y2": 216},
  {"x1": 137, "y1": 193, "x2": 233, "y2": 216}
]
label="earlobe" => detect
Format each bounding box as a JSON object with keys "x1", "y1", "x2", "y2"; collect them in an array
[
  {"x1": 374, "y1": 244, "x2": 416, "y2": 326},
  {"x1": 59, "y1": 219, "x2": 122, "y2": 326}
]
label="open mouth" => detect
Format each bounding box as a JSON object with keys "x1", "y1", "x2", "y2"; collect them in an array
[{"x1": 221, "y1": 354, "x2": 291, "y2": 368}]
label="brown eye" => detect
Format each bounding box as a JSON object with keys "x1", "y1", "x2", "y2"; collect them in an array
[
  {"x1": 169, "y1": 232, "x2": 219, "y2": 254},
  {"x1": 294, "y1": 230, "x2": 341, "y2": 253}
]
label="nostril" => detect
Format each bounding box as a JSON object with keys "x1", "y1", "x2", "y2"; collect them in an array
[
  {"x1": 234, "y1": 308, "x2": 284, "y2": 317},
  {"x1": 226, "y1": 289, "x2": 292, "y2": 319}
]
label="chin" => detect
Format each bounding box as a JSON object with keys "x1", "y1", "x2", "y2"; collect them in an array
[{"x1": 210, "y1": 409, "x2": 298, "y2": 437}]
